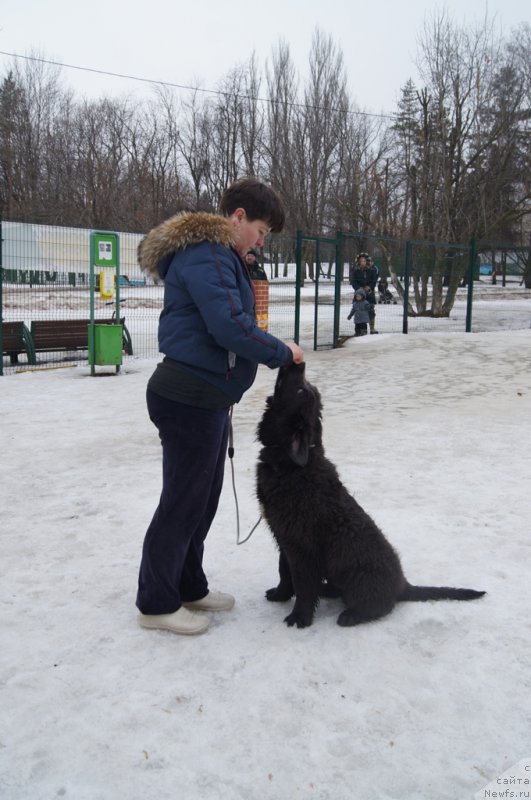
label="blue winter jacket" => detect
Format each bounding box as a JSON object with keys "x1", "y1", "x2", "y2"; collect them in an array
[{"x1": 137, "y1": 211, "x2": 292, "y2": 402}]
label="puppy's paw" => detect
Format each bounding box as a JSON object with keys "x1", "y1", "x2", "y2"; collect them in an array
[
  {"x1": 266, "y1": 586, "x2": 293, "y2": 602},
  {"x1": 337, "y1": 609, "x2": 362, "y2": 626},
  {"x1": 284, "y1": 611, "x2": 311, "y2": 628}
]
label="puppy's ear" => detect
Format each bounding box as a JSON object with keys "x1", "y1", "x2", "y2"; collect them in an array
[{"x1": 288, "y1": 428, "x2": 310, "y2": 466}]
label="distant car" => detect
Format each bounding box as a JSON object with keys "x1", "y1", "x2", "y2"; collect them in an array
[{"x1": 479, "y1": 264, "x2": 494, "y2": 276}]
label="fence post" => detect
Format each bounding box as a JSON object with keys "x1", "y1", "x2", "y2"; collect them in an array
[
  {"x1": 501, "y1": 250, "x2": 507, "y2": 288},
  {"x1": 313, "y1": 238, "x2": 321, "y2": 351},
  {"x1": 294, "y1": 229, "x2": 303, "y2": 345},
  {"x1": 465, "y1": 238, "x2": 476, "y2": 333},
  {"x1": 402, "y1": 240, "x2": 412, "y2": 334},
  {"x1": 333, "y1": 231, "x2": 344, "y2": 347}
]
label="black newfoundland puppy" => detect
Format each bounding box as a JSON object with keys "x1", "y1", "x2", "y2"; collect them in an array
[{"x1": 256, "y1": 362, "x2": 485, "y2": 628}]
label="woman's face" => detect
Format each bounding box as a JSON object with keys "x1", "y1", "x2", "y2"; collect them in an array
[{"x1": 231, "y1": 209, "x2": 271, "y2": 257}]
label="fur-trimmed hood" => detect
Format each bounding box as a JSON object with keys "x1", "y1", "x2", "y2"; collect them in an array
[{"x1": 138, "y1": 212, "x2": 236, "y2": 282}]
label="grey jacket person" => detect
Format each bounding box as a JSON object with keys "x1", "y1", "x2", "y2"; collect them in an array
[{"x1": 347, "y1": 289, "x2": 372, "y2": 324}]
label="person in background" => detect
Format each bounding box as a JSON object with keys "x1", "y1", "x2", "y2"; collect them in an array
[
  {"x1": 350, "y1": 252, "x2": 379, "y2": 334},
  {"x1": 347, "y1": 288, "x2": 372, "y2": 336},
  {"x1": 135, "y1": 178, "x2": 304, "y2": 636},
  {"x1": 244, "y1": 248, "x2": 268, "y2": 281},
  {"x1": 378, "y1": 276, "x2": 396, "y2": 304}
]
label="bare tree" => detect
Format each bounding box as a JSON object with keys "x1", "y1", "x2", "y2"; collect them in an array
[
  {"x1": 238, "y1": 54, "x2": 265, "y2": 177},
  {"x1": 174, "y1": 87, "x2": 214, "y2": 209},
  {"x1": 388, "y1": 12, "x2": 531, "y2": 315},
  {"x1": 201, "y1": 66, "x2": 248, "y2": 205},
  {"x1": 264, "y1": 39, "x2": 299, "y2": 232},
  {"x1": 0, "y1": 70, "x2": 29, "y2": 219},
  {"x1": 0, "y1": 54, "x2": 69, "y2": 223},
  {"x1": 333, "y1": 112, "x2": 388, "y2": 234},
  {"x1": 265, "y1": 30, "x2": 362, "y2": 279}
]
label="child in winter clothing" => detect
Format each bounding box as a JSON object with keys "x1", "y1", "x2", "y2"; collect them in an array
[
  {"x1": 347, "y1": 288, "x2": 372, "y2": 336},
  {"x1": 349, "y1": 252, "x2": 378, "y2": 333}
]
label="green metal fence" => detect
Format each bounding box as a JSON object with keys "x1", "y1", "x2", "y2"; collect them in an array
[
  {"x1": 295, "y1": 229, "x2": 530, "y2": 349},
  {"x1": 2, "y1": 220, "x2": 530, "y2": 374}
]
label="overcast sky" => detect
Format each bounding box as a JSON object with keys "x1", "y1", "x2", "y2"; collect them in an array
[{"x1": 1, "y1": 0, "x2": 529, "y2": 115}]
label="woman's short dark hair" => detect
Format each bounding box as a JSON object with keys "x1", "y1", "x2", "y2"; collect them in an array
[{"x1": 220, "y1": 178, "x2": 285, "y2": 233}]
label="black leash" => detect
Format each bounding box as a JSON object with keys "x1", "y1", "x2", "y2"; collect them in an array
[{"x1": 228, "y1": 407, "x2": 262, "y2": 545}]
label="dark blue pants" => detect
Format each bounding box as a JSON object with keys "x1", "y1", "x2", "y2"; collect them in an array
[{"x1": 136, "y1": 390, "x2": 230, "y2": 615}]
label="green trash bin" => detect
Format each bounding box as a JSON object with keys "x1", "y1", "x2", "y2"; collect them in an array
[{"x1": 89, "y1": 323, "x2": 123, "y2": 366}]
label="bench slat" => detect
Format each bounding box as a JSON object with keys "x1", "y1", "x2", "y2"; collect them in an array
[{"x1": 31, "y1": 319, "x2": 127, "y2": 352}]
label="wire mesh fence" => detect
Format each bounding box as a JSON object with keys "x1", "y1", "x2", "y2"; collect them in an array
[
  {"x1": 298, "y1": 230, "x2": 530, "y2": 347},
  {"x1": 1, "y1": 220, "x2": 530, "y2": 375},
  {"x1": 0, "y1": 221, "x2": 299, "y2": 375}
]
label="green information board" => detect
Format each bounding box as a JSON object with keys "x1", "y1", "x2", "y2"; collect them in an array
[
  {"x1": 89, "y1": 230, "x2": 121, "y2": 375},
  {"x1": 92, "y1": 233, "x2": 118, "y2": 268}
]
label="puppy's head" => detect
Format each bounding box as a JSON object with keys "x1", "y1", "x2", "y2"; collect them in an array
[{"x1": 257, "y1": 362, "x2": 323, "y2": 466}]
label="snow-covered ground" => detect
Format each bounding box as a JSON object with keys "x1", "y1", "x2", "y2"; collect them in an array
[{"x1": 1, "y1": 328, "x2": 530, "y2": 800}]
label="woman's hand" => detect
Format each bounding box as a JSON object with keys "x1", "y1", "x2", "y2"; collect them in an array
[{"x1": 286, "y1": 342, "x2": 304, "y2": 364}]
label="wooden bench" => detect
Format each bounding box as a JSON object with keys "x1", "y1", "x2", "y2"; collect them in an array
[
  {"x1": 30, "y1": 318, "x2": 133, "y2": 358},
  {"x1": 2, "y1": 321, "x2": 37, "y2": 364}
]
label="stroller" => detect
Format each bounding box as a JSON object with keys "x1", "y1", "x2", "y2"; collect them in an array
[{"x1": 378, "y1": 278, "x2": 397, "y2": 304}]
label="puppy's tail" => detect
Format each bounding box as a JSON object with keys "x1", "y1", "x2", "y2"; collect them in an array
[{"x1": 399, "y1": 583, "x2": 486, "y2": 602}]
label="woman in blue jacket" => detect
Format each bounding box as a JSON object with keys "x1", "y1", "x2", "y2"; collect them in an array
[{"x1": 136, "y1": 178, "x2": 304, "y2": 635}]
